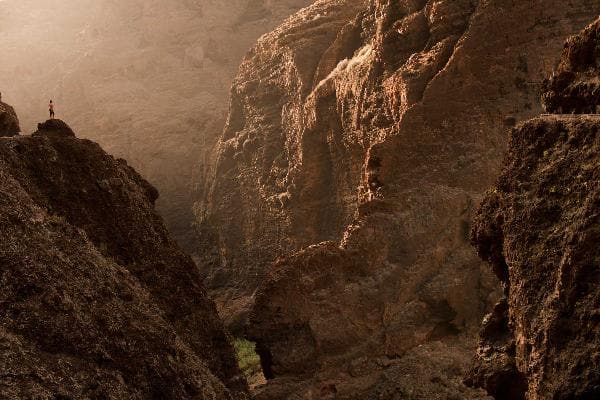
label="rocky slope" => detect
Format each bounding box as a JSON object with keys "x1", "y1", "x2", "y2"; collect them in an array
[
  {"x1": 469, "y1": 18, "x2": 600, "y2": 400},
  {"x1": 199, "y1": 0, "x2": 600, "y2": 398},
  {"x1": 0, "y1": 116, "x2": 247, "y2": 399},
  {"x1": 0, "y1": 0, "x2": 313, "y2": 250}
]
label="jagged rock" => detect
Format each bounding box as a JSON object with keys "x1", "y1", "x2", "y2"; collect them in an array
[
  {"x1": 200, "y1": 0, "x2": 600, "y2": 398},
  {"x1": 33, "y1": 119, "x2": 76, "y2": 137},
  {"x1": 0, "y1": 102, "x2": 20, "y2": 137},
  {"x1": 469, "y1": 19, "x2": 600, "y2": 400},
  {"x1": 0, "y1": 121, "x2": 248, "y2": 399},
  {"x1": 542, "y1": 17, "x2": 600, "y2": 114},
  {"x1": 471, "y1": 115, "x2": 600, "y2": 400},
  {"x1": 470, "y1": 18, "x2": 600, "y2": 400}
]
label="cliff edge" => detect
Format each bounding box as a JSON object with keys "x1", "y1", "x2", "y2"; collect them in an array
[{"x1": 0, "y1": 117, "x2": 247, "y2": 399}]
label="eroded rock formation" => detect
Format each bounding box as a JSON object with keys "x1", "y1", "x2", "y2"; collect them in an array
[
  {"x1": 469, "y1": 18, "x2": 600, "y2": 400},
  {"x1": 199, "y1": 0, "x2": 600, "y2": 397},
  {"x1": 0, "y1": 101, "x2": 20, "y2": 137},
  {"x1": 0, "y1": 116, "x2": 247, "y2": 399},
  {"x1": 542, "y1": 19, "x2": 600, "y2": 114}
]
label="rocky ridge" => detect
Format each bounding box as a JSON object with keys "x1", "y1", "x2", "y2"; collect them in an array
[
  {"x1": 469, "y1": 17, "x2": 600, "y2": 400},
  {"x1": 0, "y1": 116, "x2": 247, "y2": 399},
  {"x1": 199, "y1": 0, "x2": 600, "y2": 398}
]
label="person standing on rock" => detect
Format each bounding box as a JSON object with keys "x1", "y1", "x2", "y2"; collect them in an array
[{"x1": 49, "y1": 100, "x2": 55, "y2": 119}]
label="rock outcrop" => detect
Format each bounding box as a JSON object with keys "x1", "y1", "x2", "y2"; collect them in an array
[
  {"x1": 0, "y1": 117, "x2": 247, "y2": 399},
  {"x1": 0, "y1": 102, "x2": 20, "y2": 137},
  {"x1": 199, "y1": 0, "x2": 600, "y2": 397},
  {"x1": 542, "y1": 19, "x2": 600, "y2": 114},
  {"x1": 469, "y1": 18, "x2": 600, "y2": 400},
  {"x1": 0, "y1": 0, "x2": 313, "y2": 251}
]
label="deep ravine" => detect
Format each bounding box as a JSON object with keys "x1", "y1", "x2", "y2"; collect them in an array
[{"x1": 197, "y1": 0, "x2": 600, "y2": 398}]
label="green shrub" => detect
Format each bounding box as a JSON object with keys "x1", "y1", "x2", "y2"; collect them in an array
[{"x1": 233, "y1": 338, "x2": 262, "y2": 379}]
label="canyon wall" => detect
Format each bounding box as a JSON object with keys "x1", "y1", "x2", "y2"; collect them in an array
[
  {"x1": 199, "y1": 0, "x2": 600, "y2": 397},
  {"x1": 0, "y1": 116, "x2": 247, "y2": 399},
  {"x1": 0, "y1": 0, "x2": 313, "y2": 249},
  {"x1": 469, "y1": 18, "x2": 600, "y2": 400}
]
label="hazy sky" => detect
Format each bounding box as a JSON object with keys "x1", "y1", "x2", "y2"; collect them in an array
[{"x1": 0, "y1": 0, "x2": 313, "y2": 244}]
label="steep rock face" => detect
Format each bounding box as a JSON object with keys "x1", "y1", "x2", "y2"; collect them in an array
[
  {"x1": 0, "y1": 117, "x2": 247, "y2": 399},
  {"x1": 0, "y1": 0, "x2": 313, "y2": 250},
  {"x1": 542, "y1": 19, "x2": 600, "y2": 114},
  {"x1": 0, "y1": 102, "x2": 20, "y2": 137},
  {"x1": 201, "y1": 0, "x2": 600, "y2": 397},
  {"x1": 469, "y1": 18, "x2": 600, "y2": 400},
  {"x1": 201, "y1": 0, "x2": 368, "y2": 327}
]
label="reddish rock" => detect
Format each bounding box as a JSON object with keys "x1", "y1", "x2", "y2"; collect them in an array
[
  {"x1": 0, "y1": 114, "x2": 248, "y2": 399},
  {"x1": 200, "y1": 0, "x2": 600, "y2": 398},
  {"x1": 469, "y1": 18, "x2": 600, "y2": 400}
]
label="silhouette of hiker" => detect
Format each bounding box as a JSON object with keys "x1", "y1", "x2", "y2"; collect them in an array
[{"x1": 49, "y1": 100, "x2": 55, "y2": 119}]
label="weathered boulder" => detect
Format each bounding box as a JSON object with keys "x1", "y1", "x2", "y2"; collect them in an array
[{"x1": 34, "y1": 119, "x2": 76, "y2": 137}]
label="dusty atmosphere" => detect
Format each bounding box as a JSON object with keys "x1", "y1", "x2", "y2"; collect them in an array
[
  {"x1": 0, "y1": 0, "x2": 312, "y2": 249},
  {"x1": 0, "y1": 1, "x2": 598, "y2": 400}
]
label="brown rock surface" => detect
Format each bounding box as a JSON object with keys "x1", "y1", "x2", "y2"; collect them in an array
[
  {"x1": 199, "y1": 0, "x2": 600, "y2": 397},
  {"x1": 0, "y1": 102, "x2": 20, "y2": 137},
  {"x1": 469, "y1": 18, "x2": 600, "y2": 400},
  {"x1": 0, "y1": 117, "x2": 247, "y2": 399},
  {"x1": 542, "y1": 18, "x2": 600, "y2": 114}
]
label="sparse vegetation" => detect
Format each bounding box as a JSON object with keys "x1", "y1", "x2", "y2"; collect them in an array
[{"x1": 233, "y1": 338, "x2": 264, "y2": 387}]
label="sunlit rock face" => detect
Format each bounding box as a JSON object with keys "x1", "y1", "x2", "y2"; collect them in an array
[
  {"x1": 0, "y1": 0, "x2": 313, "y2": 249},
  {"x1": 199, "y1": 0, "x2": 600, "y2": 397},
  {"x1": 0, "y1": 113, "x2": 248, "y2": 399},
  {"x1": 469, "y1": 18, "x2": 600, "y2": 400}
]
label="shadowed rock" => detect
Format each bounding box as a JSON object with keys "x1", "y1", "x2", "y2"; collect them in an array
[
  {"x1": 200, "y1": 1, "x2": 600, "y2": 398},
  {"x1": 469, "y1": 18, "x2": 600, "y2": 400},
  {"x1": 0, "y1": 117, "x2": 248, "y2": 399},
  {"x1": 542, "y1": 17, "x2": 600, "y2": 114},
  {"x1": 34, "y1": 119, "x2": 76, "y2": 137},
  {"x1": 0, "y1": 102, "x2": 20, "y2": 137}
]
